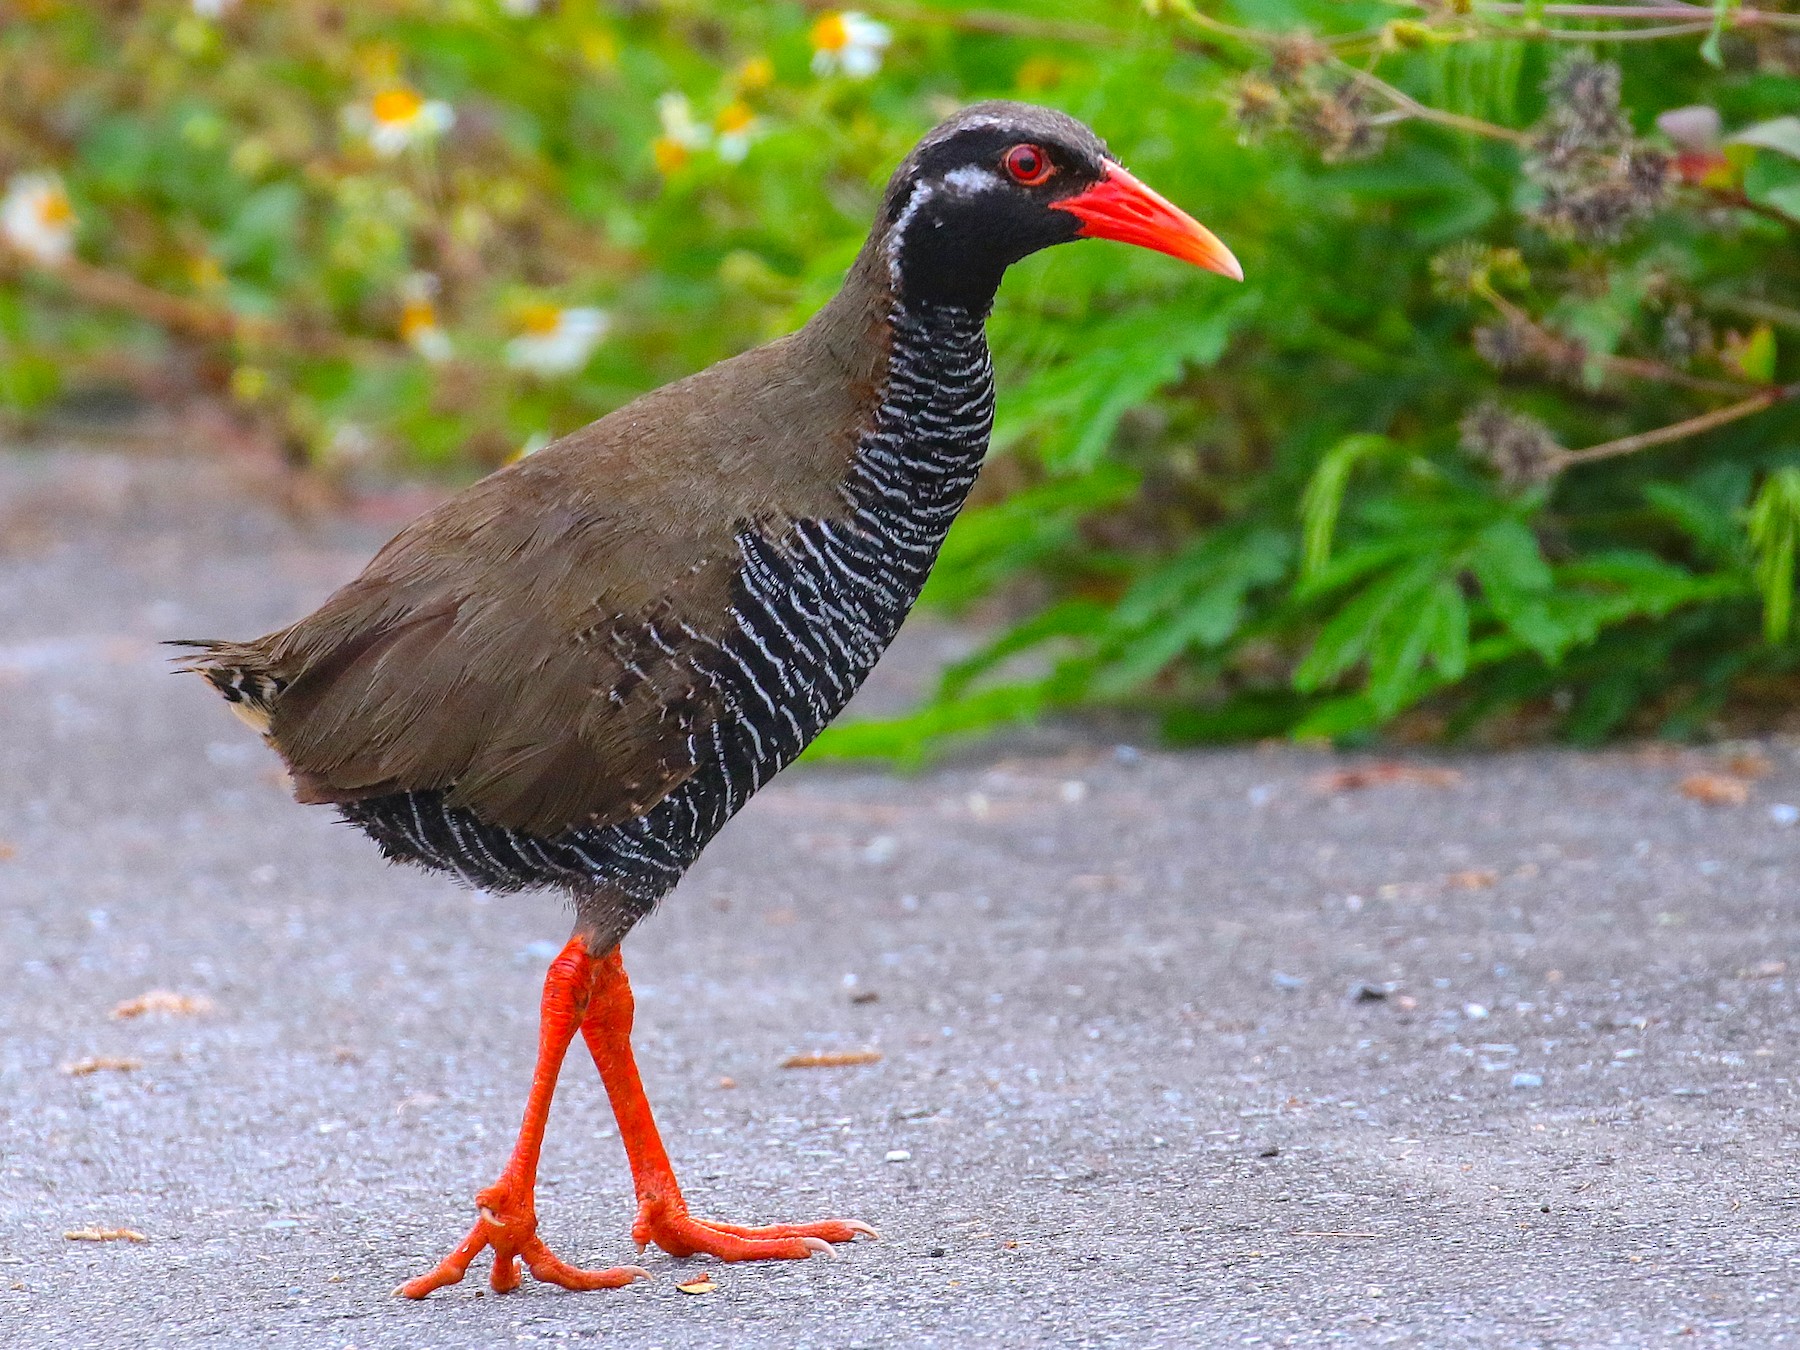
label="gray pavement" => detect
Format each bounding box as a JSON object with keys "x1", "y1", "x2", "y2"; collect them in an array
[{"x1": 1, "y1": 441, "x2": 1797, "y2": 1348}]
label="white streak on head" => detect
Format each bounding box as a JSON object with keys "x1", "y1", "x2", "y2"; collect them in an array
[
  {"x1": 885, "y1": 180, "x2": 935, "y2": 286},
  {"x1": 942, "y1": 164, "x2": 1001, "y2": 196}
]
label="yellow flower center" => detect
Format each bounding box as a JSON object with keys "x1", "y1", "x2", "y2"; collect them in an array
[
  {"x1": 517, "y1": 302, "x2": 562, "y2": 336},
  {"x1": 652, "y1": 137, "x2": 690, "y2": 175},
  {"x1": 715, "y1": 102, "x2": 755, "y2": 136},
  {"x1": 810, "y1": 13, "x2": 850, "y2": 52},
  {"x1": 371, "y1": 88, "x2": 424, "y2": 125},
  {"x1": 399, "y1": 299, "x2": 439, "y2": 339},
  {"x1": 736, "y1": 56, "x2": 775, "y2": 91},
  {"x1": 38, "y1": 189, "x2": 74, "y2": 228}
]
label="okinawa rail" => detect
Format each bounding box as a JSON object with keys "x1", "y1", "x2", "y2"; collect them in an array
[{"x1": 178, "y1": 101, "x2": 1241, "y2": 1298}]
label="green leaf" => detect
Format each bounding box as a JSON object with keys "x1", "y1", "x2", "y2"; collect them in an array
[
  {"x1": 1700, "y1": 0, "x2": 1739, "y2": 67},
  {"x1": 1761, "y1": 184, "x2": 1800, "y2": 221},
  {"x1": 1643, "y1": 481, "x2": 1748, "y2": 565},
  {"x1": 994, "y1": 294, "x2": 1254, "y2": 470},
  {"x1": 1725, "y1": 324, "x2": 1777, "y2": 384},
  {"x1": 1727, "y1": 116, "x2": 1800, "y2": 161},
  {"x1": 1298, "y1": 433, "x2": 1393, "y2": 578},
  {"x1": 1748, "y1": 468, "x2": 1800, "y2": 643},
  {"x1": 1294, "y1": 553, "x2": 1442, "y2": 693},
  {"x1": 1094, "y1": 527, "x2": 1291, "y2": 694}
]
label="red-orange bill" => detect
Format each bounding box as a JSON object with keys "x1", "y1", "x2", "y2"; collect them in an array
[{"x1": 1051, "y1": 162, "x2": 1243, "y2": 281}]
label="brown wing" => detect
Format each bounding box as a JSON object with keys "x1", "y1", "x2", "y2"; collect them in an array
[
  {"x1": 183, "y1": 280, "x2": 893, "y2": 838},
  {"x1": 213, "y1": 456, "x2": 742, "y2": 839}
]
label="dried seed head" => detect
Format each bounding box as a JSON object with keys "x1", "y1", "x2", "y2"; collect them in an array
[
  {"x1": 1540, "y1": 57, "x2": 1629, "y2": 153},
  {"x1": 1534, "y1": 147, "x2": 1671, "y2": 243},
  {"x1": 1229, "y1": 75, "x2": 1285, "y2": 136},
  {"x1": 1659, "y1": 302, "x2": 1711, "y2": 365},
  {"x1": 1430, "y1": 244, "x2": 1529, "y2": 298},
  {"x1": 1472, "y1": 317, "x2": 1540, "y2": 372},
  {"x1": 1268, "y1": 33, "x2": 1330, "y2": 87},
  {"x1": 1459, "y1": 402, "x2": 1564, "y2": 488},
  {"x1": 1293, "y1": 85, "x2": 1384, "y2": 163}
]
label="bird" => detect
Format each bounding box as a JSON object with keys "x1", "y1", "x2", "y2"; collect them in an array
[{"x1": 176, "y1": 100, "x2": 1240, "y2": 1299}]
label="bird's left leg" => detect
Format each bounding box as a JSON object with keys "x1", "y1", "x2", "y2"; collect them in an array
[
  {"x1": 396, "y1": 936, "x2": 651, "y2": 1298},
  {"x1": 580, "y1": 946, "x2": 879, "y2": 1262}
]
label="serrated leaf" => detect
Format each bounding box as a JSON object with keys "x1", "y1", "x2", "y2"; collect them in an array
[
  {"x1": 1642, "y1": 482, "x2": 1746, "y2": 564},
  {"x1": 994, "y1": 295, "x2": 1253, "y2": 470},
  {"x1": 1294, "y1": 554, "x2": 1441, "y2": 692}
]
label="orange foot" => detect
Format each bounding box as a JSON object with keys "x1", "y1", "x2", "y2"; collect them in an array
[
  {"x1": 634, "y1": 1195, "x2": 879, "y2": 1262},
  {"x1": 396, "y1": 1180, "x2": 651, "y2": 1299}
]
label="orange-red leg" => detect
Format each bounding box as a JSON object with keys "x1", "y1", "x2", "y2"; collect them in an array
[
  {"x1": 580, "y1": 947, "x2": 879, "y2": 1262},
  {"x1": 396, "y1": 937, "x2": 652, "y2": 1299}
]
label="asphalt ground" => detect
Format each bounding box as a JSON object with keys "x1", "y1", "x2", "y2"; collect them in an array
[{"x1": 1, "y1": 441, "x2": 1797, "y2": 1348}]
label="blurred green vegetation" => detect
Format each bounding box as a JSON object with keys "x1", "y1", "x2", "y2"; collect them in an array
[{"x1": 3, "y1": 0, "x2": 1799, "y2": 749}]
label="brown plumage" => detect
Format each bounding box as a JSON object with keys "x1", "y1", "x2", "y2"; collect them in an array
[
  {"x1": 186, "y1": 250, "x2": 890, "y2": 837},
  {"x1": 176, "y1": 101, "x2": 1241, "y2": 1299}
]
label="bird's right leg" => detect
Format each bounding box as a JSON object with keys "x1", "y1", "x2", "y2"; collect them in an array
[
  {"x1": 580, "y1": 945, "x2": 878, "y2": 1261},
  {"x1": 396, "y1": 936, "x2": 651, "y2": 1299}
]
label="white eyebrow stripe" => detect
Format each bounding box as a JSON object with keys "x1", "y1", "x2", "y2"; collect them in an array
[{"x1": 943, "y1": 164, "x2": 1002, "y2": 195}]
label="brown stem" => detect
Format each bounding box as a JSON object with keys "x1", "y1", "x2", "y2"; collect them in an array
[
  {"x1": 1712, "y1": 296, "x2": 1800, "y2": 333},
  {"x1": 1468, "y1": 1, "x2": 1800, "y2": 29},
  {"x1": 1552, "y1": 382, "x2": 1797, "y2": 469},
  {"x1": 1532, "y1": 20, "x2": 1717, "y2": 37},
  {"x1": 1698, "y1": 186, "x2": 1799, "y2": 228},
  {"x1": 31, "y1": 257, "x2": 264, "y2": 343},
  {"x1": 1341, "y1": 65, "x2": 1534, "y2": 145},
  {"x1": 1478, "y1": 286, "x2": 1757, "y2": 397}
]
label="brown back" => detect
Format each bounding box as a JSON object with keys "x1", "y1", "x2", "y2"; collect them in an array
[{"x1": 222, "y1": 248, "x2": 894, "y2": 837}]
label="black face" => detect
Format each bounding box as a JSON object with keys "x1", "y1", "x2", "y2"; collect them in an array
[{"x1": 879, "y1": 101, "x2": 1114, "y2": 311}]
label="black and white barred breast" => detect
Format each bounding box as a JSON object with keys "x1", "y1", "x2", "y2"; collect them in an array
[{"x1": 342, "y1": 299, "x2": 995, "y2": 921}]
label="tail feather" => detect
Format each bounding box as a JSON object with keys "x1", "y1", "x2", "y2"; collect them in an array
[{"x1": 166, "y1": 638, "x2": 286, "y2": 734}]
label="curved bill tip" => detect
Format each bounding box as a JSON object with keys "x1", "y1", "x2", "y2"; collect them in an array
[{"x1": 1051, "y1": 162, "x2": 1243, "y2": 282}]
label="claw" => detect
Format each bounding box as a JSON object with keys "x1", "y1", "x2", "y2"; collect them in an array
[
  {"x1": 845, "y1": 1220, "x2": 881, "y2": 1241},
  {"x1": 802, "y1": 1237, "x2": 835, "y2": 1260}
]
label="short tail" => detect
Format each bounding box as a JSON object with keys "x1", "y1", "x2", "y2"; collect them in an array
[{"x1": 166, "y1": 638, "x2": 286, "y2": 734}]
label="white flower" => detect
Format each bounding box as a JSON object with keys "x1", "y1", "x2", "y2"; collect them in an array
[
  {"x1": 398, "y1": 273, "x2": 452, "y2": 362},
  {"x1": 505, "y1": 304, "x2": 610, "y2": 376},
  {"x1": 343, "y1": 87, "x2": 454, "y2": 158},
  {"x1": 653, "y1": 92, "x2": 711, "y2": 174},
  {"x1": 713, "y1": 102, "x2": 763, "y2": 165},
  {"x1": 191, "y1": 0, "x2": 238, "y2": 17},
  {"x1": 657, "y1": 92, "x2": 710, "y2": 150},
  {"x1": 810, "y1": 11, "x2": 891, "y2": 80},
  {"x1": 1, "y1": 173, "x2": 77, "y2": 266},
  {"x1": 501, "y1": 0, "x2": 542, "y2": 14}
]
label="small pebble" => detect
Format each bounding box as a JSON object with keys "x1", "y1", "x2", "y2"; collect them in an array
[
  {"x1": 885, "y1": 1149, "x2": 911, "y2": 1163},
  {"x1": 1511, "y1": 1072, "x2": 1543, "y2": 1089},
  {"x1": 1771, "y1": 803, "x2": 1799, "y2": 826},
  {"x1": 1271, "y1": 971, "x2": 1307, "y2": 991},
  {"x1": 1464, "y1": 1003, "x2": 1490, "y2": 1020}
]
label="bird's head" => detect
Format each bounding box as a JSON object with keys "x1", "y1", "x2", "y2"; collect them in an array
[{"x1": 877, "y1": 100, "x2": 1241, "y2": 311}]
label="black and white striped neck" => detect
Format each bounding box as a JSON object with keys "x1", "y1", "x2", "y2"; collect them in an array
[{"x1": 839, "y1": 297, "x2": 995, "y2": 577}]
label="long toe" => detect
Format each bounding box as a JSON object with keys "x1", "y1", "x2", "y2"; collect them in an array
[
  {"x1": 399, "y1": 1204, "x2": 653, "y2": 1299},
  {"x1": 699, "y1": 1218, "x2": 879, "y2": 1244},
  {"x1": 641, "y1": 1210, "x2": 878, "y2": 1262}
]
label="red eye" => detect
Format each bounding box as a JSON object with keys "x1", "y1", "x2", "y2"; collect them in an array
[{"x1": 1003, "y1": 143, "x2": 1053, "y2": 186}]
